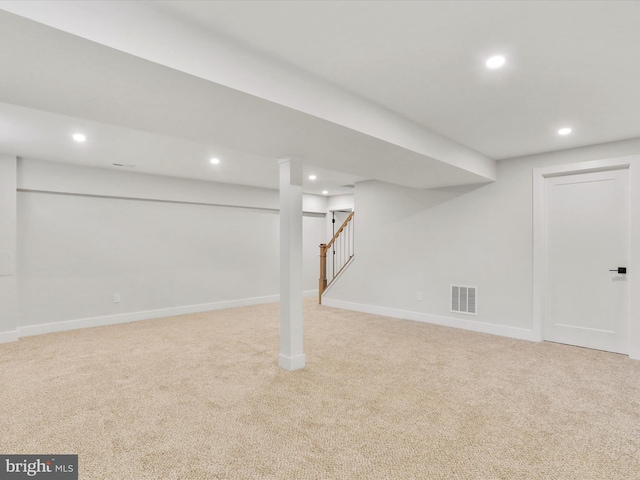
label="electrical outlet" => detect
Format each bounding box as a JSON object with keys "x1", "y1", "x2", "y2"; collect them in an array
[
  {"x1": 416, "y1": 291, "x2": 422, "y2": 301},
  {"x1": 114, "y1": 294, "x2": 121, "y2": 303}
]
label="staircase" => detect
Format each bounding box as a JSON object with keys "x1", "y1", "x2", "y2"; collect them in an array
[{"x1": 318, "y1": 211, "x2": 355, "y2": 303}]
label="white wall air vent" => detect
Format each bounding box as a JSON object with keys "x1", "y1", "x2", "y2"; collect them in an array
[{"x1": 451, "y1": 285, "x2": 477, "y2": 315}]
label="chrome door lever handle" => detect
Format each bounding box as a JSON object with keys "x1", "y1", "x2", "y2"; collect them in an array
[{"x1": 609, "y1": 267, "x2": 627, "y2": 274}]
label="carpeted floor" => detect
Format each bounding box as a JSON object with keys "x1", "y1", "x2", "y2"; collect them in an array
[{"x1": 1, "y1": 299, "x2": 639, "y2": 479}]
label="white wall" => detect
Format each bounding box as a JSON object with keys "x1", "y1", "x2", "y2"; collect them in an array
[
  {"x1": 327, "y1": 194, "x2": 354, "y2": 212},
  {"x1": 15, "y1": 159, "x2": 325, "y2": 336},
  {"x1": 324, "y1": 138, "x2": 640, "y2": 342},
  {"x1": 0, "y1": 155, "x2": 17, "y2": 342}
]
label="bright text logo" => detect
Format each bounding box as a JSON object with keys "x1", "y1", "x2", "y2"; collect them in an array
[{"x1": 0, "y1": 455, "x2": 77, "y2": 479}]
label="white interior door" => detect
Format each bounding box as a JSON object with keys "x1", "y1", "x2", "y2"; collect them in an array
[{"x1": 544, "y1": 168, "x2": 629, "y2": 354}]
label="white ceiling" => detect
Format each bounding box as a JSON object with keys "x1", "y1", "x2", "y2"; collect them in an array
[
  {"x1": 1, "y1": 1, "x2": 639, "y2": 193},
  {"x1": 157, "y1": 0, "x2": 640, "y2": 159}
]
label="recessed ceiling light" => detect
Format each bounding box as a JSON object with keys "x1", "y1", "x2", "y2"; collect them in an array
[
  {"x1": 486, "y1": 55, "x2": 506, "y2": 69},
  {"x1": 308, "y1": 175, "x2": 317, "y2": 180},
  {"x1": 210, "y1": 157, "x2": 220, "y2": 165},
  {"x1": 72, "y1": 133, "x2": 86, "y2": 142},
  {"x1": 322, "y1": 190, "x2": 329, "y2": 195},
  {"x1": 558, "y1": 127, "x2": 572, "y2": 135}
]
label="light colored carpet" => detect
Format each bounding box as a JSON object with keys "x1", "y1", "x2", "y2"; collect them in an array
[{"x1": 1, "y1": 299, "x2": 639, "y2": 479}]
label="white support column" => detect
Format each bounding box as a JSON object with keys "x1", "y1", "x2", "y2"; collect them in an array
[
  {"x1": 278, "y1": 158, "x2": 305, "y2": 370},
  {"x1": 0, "y1": 155, "x2": 18, "y2": 343}
]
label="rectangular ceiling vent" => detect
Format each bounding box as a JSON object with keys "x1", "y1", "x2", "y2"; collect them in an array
[{"x1": 451, "y1": 285, "x2": 477, "y2": 315}]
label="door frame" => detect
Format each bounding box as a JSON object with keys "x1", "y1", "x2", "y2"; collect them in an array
[{"x1": 532, "y1": 155, "x2": 640, "y2": 359}]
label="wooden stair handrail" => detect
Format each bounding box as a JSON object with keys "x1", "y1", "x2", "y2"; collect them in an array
[
  {"x1": 319, "y1": 211, "x2": 354, "y2": 303},
  {"x1": 325, "y1": 211, "x2": 354, "y2": 250}
]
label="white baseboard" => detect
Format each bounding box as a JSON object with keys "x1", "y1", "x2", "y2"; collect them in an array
[
  {"x1": 322, "y1": 298, "x2": 538, "y2": 342},
  {"x1": 0, "y1": 329, "x2": 19, "y2": 344},
  {"x1": 16, "y1": 290, "x2": 318, "y2": 339}
]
